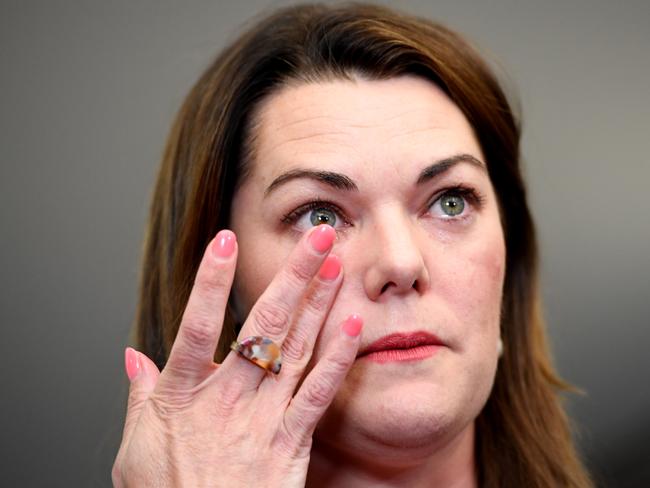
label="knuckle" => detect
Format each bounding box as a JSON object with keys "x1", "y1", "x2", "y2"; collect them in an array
[
  {"x1": 285, "y1": 259, "x2": 316, "y2": 286},
  {"x1": 251, "y1": 302, "x2": 291, "y2": 336},
  {"x1": 326, "y1": 353, "x2": 354, "y2": 375},
  {"x1": 194, "y1": 266, "x2": 230, "y2": 298},
  {"x1": 180, "y1": 316, "x2": 214, "y2": 349},
  {"x1": 303, "y1": 378, "x2": 334, "y2": 409},
  {"x1": 300, "y1": 354, "x2": 352, "y2": 409},
  {"x1": 302, "y1": 284, "x2": 330, "y2": 314},
  {"x1": 282, "y1": 331, "x2": 308, "y2": 362}
]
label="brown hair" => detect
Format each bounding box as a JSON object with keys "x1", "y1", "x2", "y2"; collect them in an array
[{"x1": 135, "y1": 3, "x2": 591, "y2": 486}]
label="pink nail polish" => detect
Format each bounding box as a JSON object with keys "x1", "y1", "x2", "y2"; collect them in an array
[
  {"x1": 212, "y1": 229, "x2": 236, "y2": 259},
  {"x1": 318, "y1": 255, "x2": 341, "y2": 281},
  {"x1": 342, "y1": 314, "x2": 363, "y2": 337},
  {"x1": 309, "y1": 225, "x2": 335, "y2": 254},
  {"x1": 125, "y1": 347, "x2": 141, "y2": 381}
]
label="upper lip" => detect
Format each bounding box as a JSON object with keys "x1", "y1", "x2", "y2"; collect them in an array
[{"x1": 357, "y1": 331, "x2": 445, "y2": 358}]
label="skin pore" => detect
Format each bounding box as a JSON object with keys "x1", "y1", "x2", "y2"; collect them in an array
[{"x1": 228, "y1": 75, "x2": 506, "y2": 487}]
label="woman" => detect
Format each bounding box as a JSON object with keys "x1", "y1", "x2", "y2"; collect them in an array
[{"x1": 113, "y1": 3, "x2": 592, "y2": 486}]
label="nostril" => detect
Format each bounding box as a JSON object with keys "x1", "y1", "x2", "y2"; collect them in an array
[
  {"x1": 380, "y1": 282, "x2": 392, "y2": 294},
  {"x1": 380, "y1": 279, "x2": 418, "y2": 295}
]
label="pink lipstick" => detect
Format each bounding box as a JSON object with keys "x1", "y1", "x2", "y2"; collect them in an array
[{"x1": 357, "y1": 332, "x2": 443, "y2": 364}]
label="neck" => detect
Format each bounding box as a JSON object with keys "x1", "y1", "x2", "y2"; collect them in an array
[{"x1": 306, "y1": 423, "x2": 477, "y2": 488}]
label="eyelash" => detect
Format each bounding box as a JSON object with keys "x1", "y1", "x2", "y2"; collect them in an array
[
  {"x1": 281, "y1": 199, "x2": 350, "y2": 228},
  {"x1": 280, "y1": 185, "x2": 486, "y2": 228},
  {"x1": 433, "y1": 185, "x2": 487, "y2": 217}
]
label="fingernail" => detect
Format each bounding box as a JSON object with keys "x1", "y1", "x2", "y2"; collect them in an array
[
  {"x1": 212, "y1": 229, "x2": 236, "y2": 259},
  {"x1": 309, "y1": 224, "x2": 335, "y2": 254},
  {"x1": 318, "y1": 255, "x2": 341, "y2": 281},
  {"x1": 342, "y1": 314, "x2": 363, "y2": 337},
  {"x1": 125, "y1": 347, "x2": 141, "y2": 381}
]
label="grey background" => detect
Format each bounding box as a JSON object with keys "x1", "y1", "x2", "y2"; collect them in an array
[{"x1": 1, "y1": 0, "x2": 648, "y2": 486}]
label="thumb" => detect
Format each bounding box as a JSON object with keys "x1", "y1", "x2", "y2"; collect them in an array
[{"x1": 121, "y1": 347, "x2": 160, "y2": 444}]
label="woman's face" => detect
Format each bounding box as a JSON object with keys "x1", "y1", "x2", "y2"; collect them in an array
[{"x1": 229, "y1": 75, "x2": 505, "y2": 460}]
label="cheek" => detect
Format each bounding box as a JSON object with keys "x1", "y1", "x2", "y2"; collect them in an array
[
  {"x1": 465, "y1": 238, "x2": 505, "y2": 305},
  {"x1": 229, "y1": 182, "x2": 297, "y2": 317},
  {"x1": 443, "y1": 229, "x2": 506, "y2": 342},
  {"x1": 231, "y1": 235, "x2": 288, "y2": 318}
]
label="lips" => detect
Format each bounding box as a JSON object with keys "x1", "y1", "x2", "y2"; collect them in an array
[{"x1": 357, "y1": 331, "x2": 445, "y2": 359}]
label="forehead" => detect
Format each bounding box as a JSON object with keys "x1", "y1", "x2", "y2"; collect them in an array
[{"x1": 248, "y1": 75, "x2": 483, "y2": 183}]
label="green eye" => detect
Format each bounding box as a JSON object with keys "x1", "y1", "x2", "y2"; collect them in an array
[
  {"x1": 282, "y1": 200, "x2": 345, "y2": 232},
  {"x1": 309, "y1": 208, "x2": 337, "y2": 226},
  {"x1": 439, "y1": 194, "x2": 465, "y2": 216}
]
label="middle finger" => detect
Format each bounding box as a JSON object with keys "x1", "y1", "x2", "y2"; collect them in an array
[{"x1": 219, "y1": 224, "x2": 338, "y2": 390}]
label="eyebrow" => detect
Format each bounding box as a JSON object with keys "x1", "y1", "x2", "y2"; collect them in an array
[
  {"x1": 263, "y1": 153, "x2": 486, "y2": 198},
  {"x1": 416, "y1": 153, "x2": 486, "y2": 184},
  {"x1": 264, "y1": 169, "x2": 357, "y2": 198}
]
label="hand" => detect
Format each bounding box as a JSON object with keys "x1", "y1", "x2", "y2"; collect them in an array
[{"x1": 112, "y1": 225, "x2": 363, "y2": 487}]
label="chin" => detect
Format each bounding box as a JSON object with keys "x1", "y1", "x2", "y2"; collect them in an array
[{"x1": 314, "y1": 380, "x2": 480, "y2": 466}]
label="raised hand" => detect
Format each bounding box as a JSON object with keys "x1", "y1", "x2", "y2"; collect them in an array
[{"x1": 112, "y1": 225, "x2": 363, "y2": 487}]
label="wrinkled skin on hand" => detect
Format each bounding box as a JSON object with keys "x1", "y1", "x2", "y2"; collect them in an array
[{"x1": 112, "y1": 226, "x2": 362, "y2": 487}]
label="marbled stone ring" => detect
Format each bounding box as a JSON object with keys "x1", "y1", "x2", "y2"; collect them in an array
[{"x1": 230, "y1": 336, "x2": 282, "y2": 374}]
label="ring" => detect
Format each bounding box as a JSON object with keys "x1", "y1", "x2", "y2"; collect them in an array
[{"x1": 230, "y1": 336, "x2": 282, "y2": 374}]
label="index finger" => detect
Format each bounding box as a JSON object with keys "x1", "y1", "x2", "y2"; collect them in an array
[{"x1": 162, "y1": 229, "x2": 238, "y2": 387}]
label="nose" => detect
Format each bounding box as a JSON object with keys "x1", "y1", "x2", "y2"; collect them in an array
[{"x1": 362, "y1": 209, "x2": 430, "y2": 301}]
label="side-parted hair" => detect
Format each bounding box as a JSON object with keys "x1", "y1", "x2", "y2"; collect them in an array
[{"x1": 135, "y1": 3, "x2": 592, "y2": 486}]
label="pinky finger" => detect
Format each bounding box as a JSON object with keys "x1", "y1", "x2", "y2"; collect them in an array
[{"x1": 282, "y1": 315, "x2": 363, "y2": 445}]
